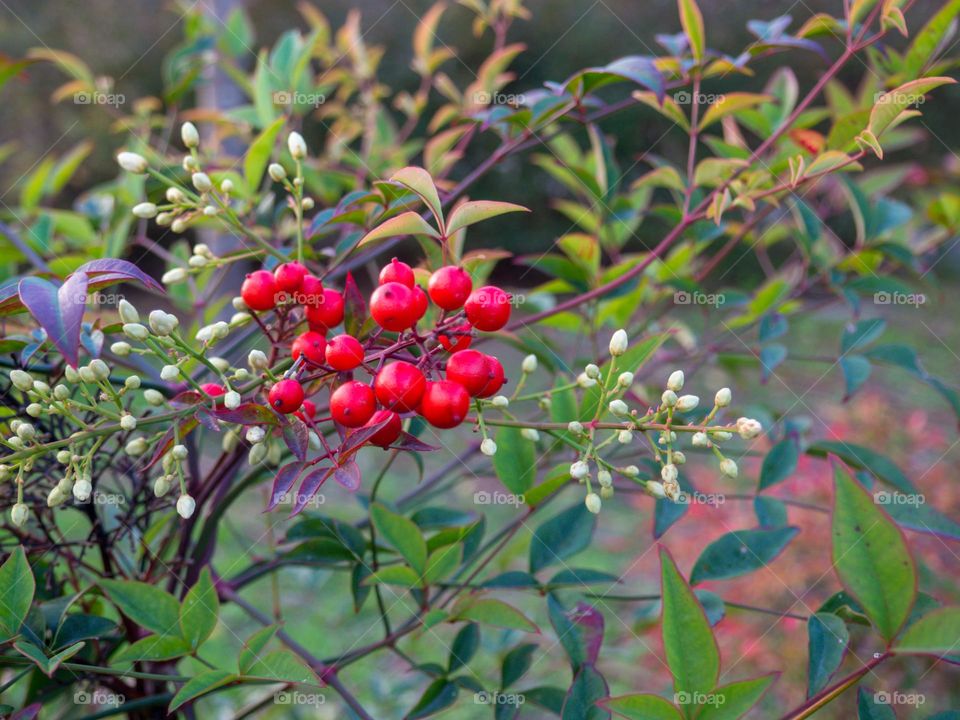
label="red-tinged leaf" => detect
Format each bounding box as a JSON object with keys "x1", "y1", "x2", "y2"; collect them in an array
[
  {"x1": 334, "y1": 459, "x2": 361, "y2": 491},
  {"x1": 77, "y1": 258, "x2": 164, "y2": 292},
  {"x1": 342, "y1": 272, "x2": 367, "y2": 337},
  {"x1": 291, "y1": 466, "x2": 335, "y2": 516},
  {"x1": 194, "y1": 408, "x2": 219, "y2": 431},
  {"x1": 144, "y1": 417, "x2": 199, "y2": 470},
  {"x1": 340, "y1": 416, "x2": 394, "y2": 458},
  {"x1": 215, "y1": 403, "x2": 278, "y2": 425},
  {"x1": 11, "y1": 704, "x2": 42, "y2": 720},
  {"x1": 282, "y1": 417, "x2": 309, "y2": 461},
  {"x1": 19, "y1": 272, "x2": 88, "y2": 367},
  {"x1": 391, "y1": 432, "x2": 438, "y2": 452},
  {"x1": 565, "y1": 602, "x2": 605, "y2": 666},
  {"x1": 268, "y1": 461, "x2": 304, "y2": 510},
  {"x1": 169, "y1": 390, "x2": 204, "y2": 408}
]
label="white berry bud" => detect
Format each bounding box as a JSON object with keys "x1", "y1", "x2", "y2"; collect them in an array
[
  {"x1": 26, "y1": 403, "x2": 42, "y2": 417},
  {"x1": 122, "y1": 323, "x2": 149, "y2": 341},
  {"x1": 230, "y1": 311, "x2": 252, "y2": 327},
  {"x1": 232, "y1": 296, "x2": 248, "y2": 311},
  {"x1": 608, "y1": 399, "x2": 629, "y2": 417},
  {"x1": 171, "y1": 444, "x2": 188, "y2": 460},
  {"x1": 672, "y1": 451, "x2": 686, "y2": 465},
  {"x1": 224, "y1": 391, "x2": 241, "y2": 409},
  {"x1": 577, "y1": 373, "x2": 597, "y2": 388},
  {"x1": 597, "y1": 470, "x2": 612, "y2": 487},
  {"x1": 567, "y1": 421, "x2": 584, "y2": 435},
  {"x1": 221, "y1": 179, "x2": 234, "y2": 193},
  {"x1": 246, "y1": 427, "x2": 266, "y2": 444},
  {"x1": 117, "y1": 151, "x2": 148, "y2": 174},
  {"x1": 73, "y1": 479, "x2": 92, "y2": 502},
  {"x1": 715, "y1": 387, "x2": 732, "y2": 407},
  {"x1": 301, "y1": 197, "x2": 314, "y2": 211},
  {"x1": 248, "y1": 350, "x2": 269, "y2": 372},
  {"x1": 268, "y1": 163, "x2": 287, "y2": 182},
  {"x1": 154, "y1": 475, "x2": 172, "y2": 497},
  {"x1": 667, "y1": 370, "x2": 684, "y2": 392},
  {"x1": 177, "y1": 494, "x2": 196, "y2": 519},
  {"x1": 120, "y1": 414, "x2": 137, "y2": 431},
  {"x1": 166, "y1": 187, "x2": 186, "y2": 203},
  {"x1": 480, "y1": 438, "x2": 497, "y2": 456},
  {"x1": 111, "y1": 341, "x2": 131, "y2": 356},
  {"x1": 132, "y1": 202, "x2": 158, "y2": 219},
  {"x1": 570, "y1": 460, "x2": 589, "y2": 479},
  {"x1": 191, "y1": 172, "x2": 213, "y2": 192},
  {"x1": 10, "y1": 370, "x2": 34, "y2": 391},
  {"x1": 676, "y1": 395, "x2": 699, "y2": 412},
  {"x1": 54, "y1": 384, "x2": 70, "y2": 400},
  {"x1": 144, "y1": 389, "x2": 165, "y2": 406},
  {"x1": 584, "y1": 493, "x2": 602, "y2": 514},
  {"x1": 287, "y1": 131, "x2": 307, "y2": 159},
  {"x1": 720, "y1": 458, "x2": 738, "y2": 478},
  {"x1": 618, "y1": 430, "x2": 633, "y2": 444},
  {"x1": 520, "y1": 428, "x2": 540, "y2": 442},
  {"x1": 181, "y1": 121, "x2": 200, "y2": 148},
  {"x1": 160, "y1": 365, "x2": 180, "y2": 381},
  {"x1": 712, "y1": 431, "x2": 733, "y2": 442},
  {"x1": 491, "y1": 395, "x2": 509, "y2": 408},
  {"x1": 623, "y1": 465, "x2": 640, "y2": 477},
  {"x1": 77, "y1": 365, "x2": 95, "y2": 383},
  {"x1": 125, "y1": 375, "x2": 141, "y2": 390},
  {"x1": 692, "y1": 431, "x2": 709, "y2": 447},
  {"x1": 64, "y1": 366, "x2": 80, "y2": 383},
  {"x1": 646, "y1": 481, "x2": 666, "y2": 499},
  {"x1": 522, "y1": 354, "x2": 538, "y2": 373},
  {"x1": 617, "y1": 371, "x2": 634, "y2": 387},
  {"x1": 125, "y1": 437, "x2": 148, "y2": 456},
  {"x1": 56, "y1": 450, "x2": 72, "y2": 464},
  {"x1": 661, "y1": 390, "x2": 677, "y2": 407},
  {"x1": 248, "y1": 442, "x2": 267, "y2": 465},
  {"x1": 585, "y1": 363, "x2": 601, "y2": 379},
  {"x1": 736, "y1": 417, "x2": 763, "y2": 439},
  {"x1": 609, "y1": 329, "x2": 628, "y2": 356},
  {"x1": 17, "y1": 423, "x2": 36, "y2": 441},
  {"x1": 10, "y1": 503, "x2": 29, "y2": 526},
  {"x1": 162, "y1": 268, "x2": 188, "y2": 285},
  {"x1": 89, "y1": 359, "x2": 110, "y2": 381},
  {"x1": 661, "y1": 463, "x2": 679, "y2": 483}
]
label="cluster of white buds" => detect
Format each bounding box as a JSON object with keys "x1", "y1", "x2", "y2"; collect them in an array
[
  {"x1": 196, "y1": 321, "x2": 230, "y2": 345},
  {"x1": 189, "y1": 243, "x2": 217, "y2": 269}
]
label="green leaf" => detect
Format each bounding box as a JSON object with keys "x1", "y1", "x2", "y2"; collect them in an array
[
  {"x1": 894, "y1": 606, "x2": 960, "y2": 656},
  {"x1": 868, "y1": 78, "x2": 956, "y2": 138},
  {"x1": 758, "y1": 439, "x2": 799, "y2": 490},
  {"x1": 699, "y1": 93, "x2": 771, "y2": 131},
  {"x1": 529, "y1": 503, "x2": 597, "y2": 574},
  {"x1": 169, "y1": 669, "x2": 236, "y2": 712},
  {"x1": 358, "y1": 211, "x2": 440, "y2": 248},
  {"x1": 841, "y1": 355, "x2": 872, "y2": 399},
  {"x1": 807, "y1": 442, "x2": 914, "y2": 494},
  {"x1": 492, "y1": 425, "x2": 538, "y2": 495},
  {"x1": 562, "y1": 664, "x2": 609, "y2": 720},
  {"x1": 884, "y1": 497, "x2": 960, "y2": 542},
  {"x1": 659, "y1": 548, "x2": 719, "y2": 697},
  {"x1": 0, "y1": 547, "x2": 35, "y2": 642},
  {"x1": 448, "y1": 622, "x2": 479, "y2": 672},
  {"x1": 601, "y1": 694, "x2": 683, "y2": 720},
  {"x1": 901, "y1": 0, "x2": 960, "y2": 81},
  {"x1": 454, "y1": 598, "x2": 539, "y2": 633},
  {"x1": 408, "y1": 678, "x2": 459, "y2": 719},
  {"x1": 697, "y1": 674, "x2": 776, "y2": 719},
  {"x1": 501, "y1": 643, "x2": 537, "y2": 688},
  {"x1": 363, "y1": 565, "x2": 422, "y2": 587},
  {"x1": 423, "y1": 544, "x2": 462, "y2": 585},
  {"x1": 370, "y1": 503, "x2": 428, "y2": 574},
  {"x1": 690, "y1": 527, "x2": 799, "y2": 584},
  {"x1": 113, "y1": 634, "x2": 192, "y2": 663},
  {"x1": 244, "y1": 116, "x2": 285, "y2": 192},
  {"x1": 13, "y1": 640, "x2": 84, "y2": 677},
  {"x1": 754, "y1": 496, "x2": 789, "y2": 528},
  {"x1": 100, "y1": 579, "x2": 181, "y2": 637},
  {"x1": 807, "y1": 612, "x2": 849, "y2": 697},
  {"x1": 446, "y1": 200, "x2": 529, "y2": 235},
  {"x1": 180, "y1": 568, "x2": 218, "y2": 650},
  {"x1": 832, "y1": 464, "x2": 916, "y2": 642},
  {"x1": 677, "y1": 0, "x2": 705, "y2": 62},
  {"x1": 390, "y1": 166, "x2": 444, "y2": 227},
  {"x1": 242, "y1": 648, "x2": 321, "y2": 685},
  {"x1": 238, "y1": 625, "x2": 279, "y2": 674},
  {"x1": 857, "y1": 687, "x2": 896, "y2": 720}
]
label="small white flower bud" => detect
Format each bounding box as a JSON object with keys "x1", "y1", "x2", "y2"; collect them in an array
[
  {"x1": 202, "y1": 206, "x2": 218, "y2": 218},
  {"x1": 160, "y1": 365, "x2": 180, "y2": 381},
  {"x1": 8, "y1": 437, "x2": 23, "y2": 449},
  {"x1": 585, "y1": 363, "x2": 601, "y2": 379},
  {"x1": 618, "y1": 429, "x2": 633, "y2": 444},
  {"x1": 53, "y1": 384, "x2": 70, "y2": 400},
  {"x1": 233, "y1": 368, "x2": 250, "y2": 381},
  {"x1": 17, "y1": 423, "x2": 36, "y2": 440},
  {"x1": 246, "y1": 427, "x2": 266, "y2": 444},
  {"x1": 736, "y1": 417, "x2": 763, "y2": 439},
  {"x1": 661, "y1": 390, "x2": 678, "y2": 407},
  {"x1": 663, "y1": 478, "x2": 681, "y2": 501},
  {"x1": 522, "y1": 354, "x2": 538, "y2": 373},
  {"x1": 47, "y1": 487, "x2": 66, "y2": 507},
  {"x1": 26, "y1": 403, "x2": 42, "y2": 417},
  {"x1": 623, "y1": 465, "x2": 640, "y2": 477},
  {"x1": 520, "y1": 428, "x2": 540, "y2": 442},
  {"x1": 672, "y1": 451, "x2": 686, "y2": 465},
  {"x1": 144, "y1": 389, "x2": 165, "y2": 406},
  {"x1": 64, "y1": 366, "x2": 80, "y2": 383},
  {"x1": 117, "y1": 151, "x2": 148, "y2": 174},
  {"x1": 10, "y1": 370, "x2": 34, "y2": 391},
  {"x1": 661, "y1": 463, "x2": 678, "y2": 483},
  {"x1": 491, "y1": 395, "x2": 509, "y2": 408},
  {"x1": 224, "y1": 391, "x2": 241, "y2": 409},
  {"x1": 248, "y1": 350, "x2": 269, "y2": 372},
  {"x1": 248, "y1": 442, "x2": 267, "y2": 465},
  {"x1": 692, "y1": 431, "x2": 709, "y2": 447},
  {"x1": 288, "y1": 131, "x2": 307, "y2": 159},
  {"x1": 268, "y1": 163, "x2": 287, "y2": 182},
  {"x1": 301, "y1": 197, "x2": 314, "y2": 211},
  {"x1": 181, "y1": 121, "x2": 200, "y2": 148},
  {"x1": 166, "y1": 187, "x2": 186, "y2": 203},
  {"x1": 177, "y1": 494, "x2": 196, "y2": 519},
  {"x1": 120, "y1": 414, "x2": 137, "y2": 431},
  {"x1": 172, "y1": 218, "x2": 188, "y2": 234},
  {"x1": 567, "y1": 421, "x2": 584, "y2": 434},
  {"x1": 720, "y1": 458, "x2": 738, "y2": 478},
  {"x1": 646, "y1": 481, "x2": 667, "y2": 499},
  {"x1": 162, "y1": 268, "x2": 188, "y2": 285},
  {"x1": 600, "y1": 485, "x2": 614, "y2": 499},
  {"x1": 577, "y1": 373, "x2": 597, "y2": 388},
  {"x1": 125, "y1": 375, "x2": 141, "y2": 390},
  {"x1": 78, "y1": 366, "x2": 96, "y2": 384},
  {"x1": 111, "y1": 341, "x2": 131, "y2": 356},
  {"x1": 73, "y1": 479, "x2": 92, "y2": 502},
  {"x1": 608, "y1": 399, "x2": 629, "y2": 417},
  {"x1": 570, "y1": 460, "x2": 589, "y2": 479},
  {"x1": 597, "y1": 470, "x2": 612, "y2": 487},
  {"x1": 667, "y1": 370, "x2": 684, "y2": 392},
  {"x1": 189, "y1": 255, "x2": 209, "y2": 268},
  {"x1": 585, "y1": 492, "x2": 602, "y2": 514},
  {"x1": 715, "y1": 387, "x2": 732, "y2": 407},
  {"x1": 182, "y1": 155, "x2": 199, "y2": 172},
  {"x1": 676, "y1": 394, "x2": 699, "y2": 412},
  {"x1": 480, "y1": 438, "x2": 498, "y2": 456},
  {"x1": 230, "y1": 311, "x2": 252, "y2": 327},
  {"x1": 617, "y1": 371, "x2": 634, "y2": 387},
  {"x1": 156, "y1": 212, "x2": 174, "y2": 226},
  {"x1": 56, "y1": 450, "x2": 72, "y2": 464},
  {"x1": 123, "y1": 323, "x2": 149, "y2": 341},
  {"x1": 220, "y1": 179, "x2": 234, "y2": 193},
  {"x1": 125, "y1": 437, "x2": 148, "y2": 456},
  {"x1": 191, "y1": 172, "x2": 212, "y2": 192},
  {"x1": 10, "y1": 503, "x2": 29, "y2": 526},
  {"x1": 171, "y1": 444, "x2": 188, "y2": 460},
  {"x1": 154, "y1": 475, "x2": 172, "y2": 497},
  {"x1": 711, "y1": 431, "x2": 733, "y2": 442},
  {"x1": 132, "y1": 202, "x2": 158, "y2": 219},
  {"x1": 609, "y1": 329, "x2": 628, "y2": 356},
  {"x1": 89, "y1": 359, "x2": 110, "y2": 381},
  {"x1": 33, "y1": 380, "x2": 50, "y2": 394},
  {"x1": 232, "y1": 296, "x2": 248, "y2": 311}
]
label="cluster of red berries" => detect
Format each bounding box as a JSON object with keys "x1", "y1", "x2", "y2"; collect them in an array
[{"x1": 240, "y1": 257, "x2": 513, "y2": 449}]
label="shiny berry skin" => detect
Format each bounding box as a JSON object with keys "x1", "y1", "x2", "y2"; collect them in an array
[
  {"x1": 291, "y1": 331, "x2": 327, "y2": 364},
  {"x1": 419, "y1": 380, "x2": 470, "y2": 429},
  {"x1": 363, "y1": 409, "x2": 402, "y2": 447},
  {"x1": 330, "y1": 381, "x2": 376, "y2": 428},
  {"x1": 326, "y1": 334, "x2": 365, "y2": 370},
  {"x1": 464, "y1": 286, "x2": 511, "y2": 331},
  {"x1": 379, "y1": 257, "x2": 415, "y2": 288},
  {"x1": 200, "y1": 382, "x2": 226, "y2": 397},
  {"x1": 306, "y1": 289, "x2": 344, "y2": 331},
  {"x1": 241, "y1": 270, "x2": 278, "y2": 312},
  {"x1": 295, "y1": 399, "x2": 317, "y2": 422},
  {"x1": 427, "y1": 266, "x2": 473, "y2": 311},
  {"x1": 445, "y1": 350, "x2": 493, "y2": 397},
  {"x1": 300, "y1": 275, "x2": 324, "y2": 307},
  {"x1": 437, "y1": 322, "x2": 473, "y2": 352},
  {"x1": 411, "y1": 285, "x2": 429, "y2": 320},
  {"x1": 374, "y1": 361, "x2": 426, "y2": 413},
  {"x1": 268, "y1": 378, "x2": 304, "y2": 414},
  {"x1": 370, "y1": 282, "x2": 418, "y2": 332},
  {"x1": 477, "y1": 356, "x2": 505, "y2": 398},
  {"x1": 274, "y1": 262, "x2": 307, "y2": 293}
]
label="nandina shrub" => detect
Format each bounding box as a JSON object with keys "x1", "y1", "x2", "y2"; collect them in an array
[{"x1": 1, "y1": 1, "x2": 959, "y2": 718}]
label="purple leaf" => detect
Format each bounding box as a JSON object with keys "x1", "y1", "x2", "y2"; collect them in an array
[
  {"x1": 391, "y1": 432, "x2": 438, "y2": 452},
  {"x1": 566, "y1": 602, "x2": 605, "y2": 666},
  {"x1": 268, "y1": 461, "x2": 304, "y2": 510},
  {"x1": 291, "y1": 466, "x2": 335, "y2": 516},
  {"x1": 333, "y1": 459, "x2": 361, "y2": 491},
  {"x1": 342, "y1": 272, "x2": 367, "y2": 336},
  {"x1": 18, "y1": 272, "x2": 89, "y2": 367},
  {"x1": 77, "y1": 258, "x2": 164, "y2": 292},
  {"x1": 214, "y1": 403, "x2": 278, "y2": 425},
  {"x1": 338, "y1": 416, "x2": 394, "y2": 459},
  {"x1": 282, "y1": 417, "x2": 309, "y2": 461},
  {"x1": 11, "y1": 703, "x2": 42, "y2": 720},
  {"x1": 194, "y1": 408, "x2": 220, "y2": 431}
]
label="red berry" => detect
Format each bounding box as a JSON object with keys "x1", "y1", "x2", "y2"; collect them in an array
[
  {"x1": 300, "y1": 275, "x2": 324, "y2": 307},
  {"x1": 477, "y1": 356, "x2": 505, "y2": 398},
  {"x1": 418, "y1": 380, "x2": 470, "y2": 429},
  {"x1": 363, "y1": 409, "x2": 402, "y2": 447},
  {"x1": 200, "y1": 382, "x2": 226, "y2": 397},
  {"x1": 379, "y1": 258, "x2": 415, "y2": 288},
  {"x1": 330, "y1": 381, "x2": 376, "y2": 428},
  {"x1": 291, "y1": 331, "x2": 327, "y2": 364},
  {"x1": 326, "y1": 334, "x2": 365, "y2": 370},
  {"x1": 241, "y1": 270, "x2": 278, "y2": 312},
  {"x1": 412, "y1": 285, "x2": 429, "y2": 320},
  {"x1": 427, "y1": 266, "x2": 473, "y2": 311},
  {"x1": 370, "y1": 282, "x2": 418, "y2": 332},
  {"x1": 295, "y1": 399, "x2": 317, "y2": 422},
  {"x1": 306, "y1": 288, "x2": 344, "y2": 331},
  {"x1": 445, "y1": 350, "x2": 492, "y2": 397},
  {"x1": 268, "y1": 378, "x2": 304, "y2": 414},
  {"x1": 437, "y1": 322, "x2": 473, "y2": 352},
  {"x1": 374, "y1": 361, "x2": 426, "y2": 413},
  {"x1": 274, "y1": 262, "x2": 307, "y2": 294},
  {"x1": 464, "y1": 286, "x2": 511, "y2": 331}
]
